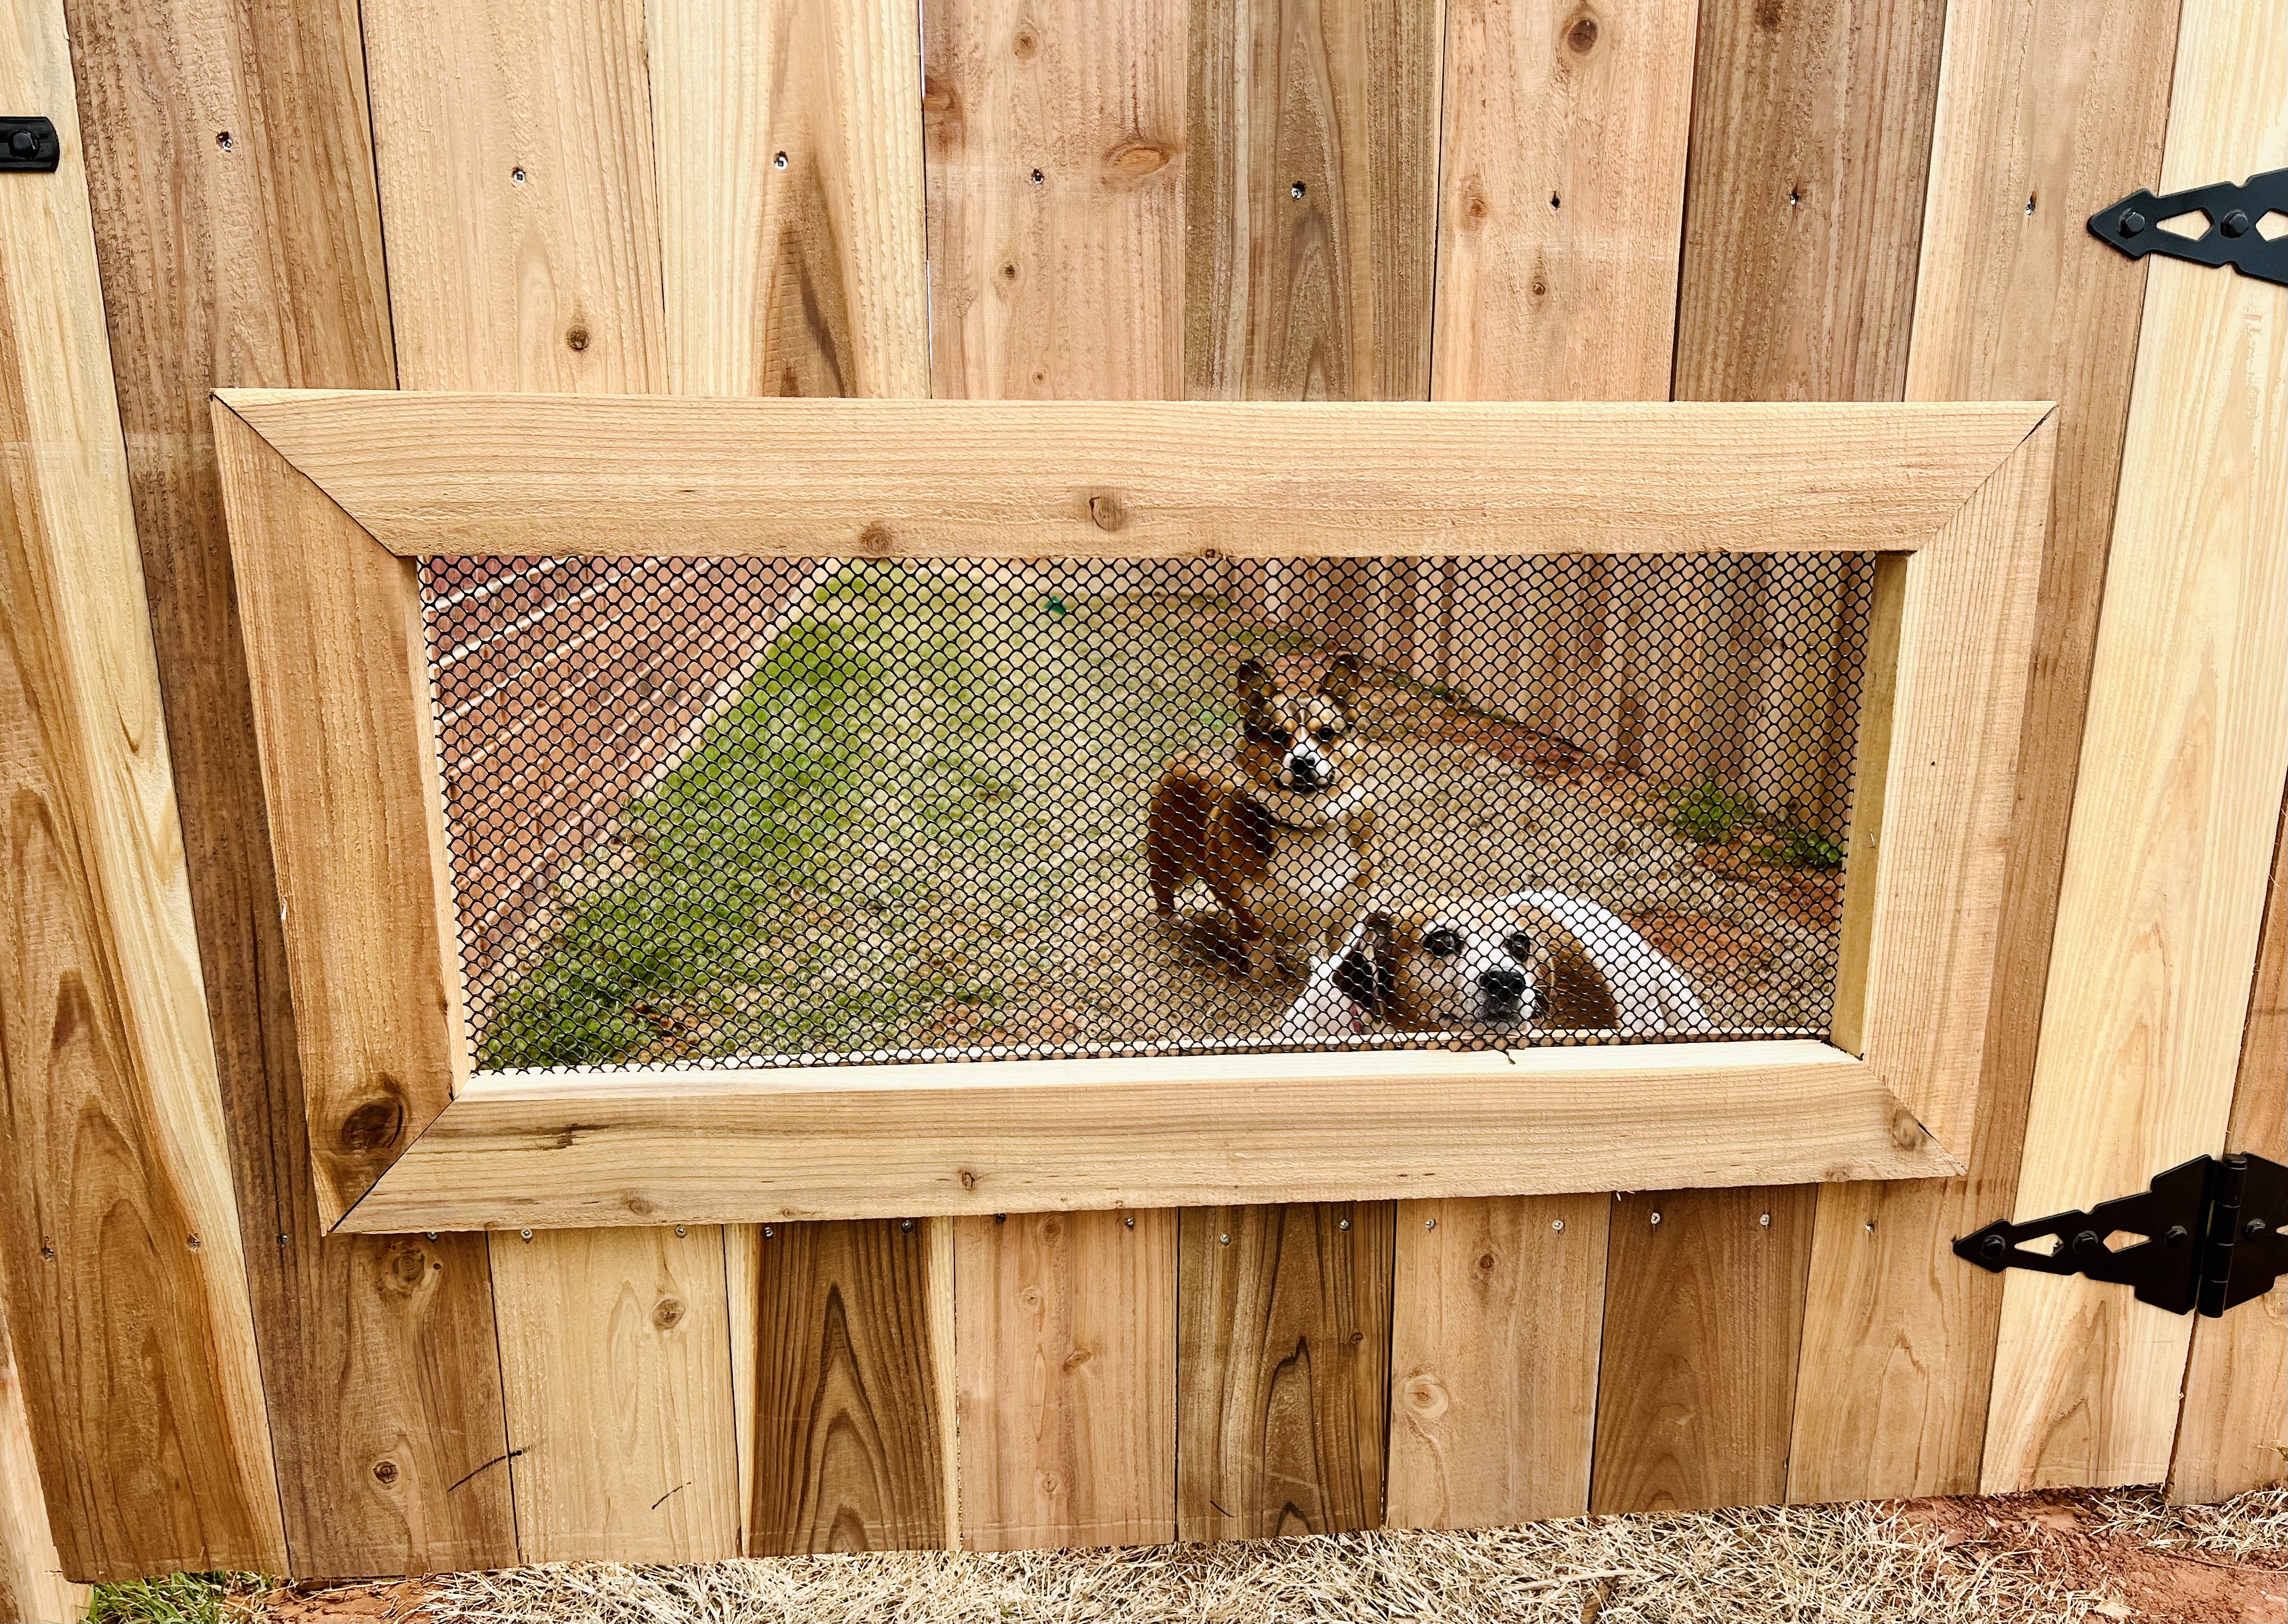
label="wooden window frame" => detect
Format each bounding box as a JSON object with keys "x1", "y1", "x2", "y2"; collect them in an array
[{"x1": 210, "y1": 392, "x2": 2057, "y2": 1234}]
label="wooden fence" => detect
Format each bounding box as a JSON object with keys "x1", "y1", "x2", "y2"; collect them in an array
[{"x1": 1, "y1": 0, "x2": 2282, "y2": 1586}]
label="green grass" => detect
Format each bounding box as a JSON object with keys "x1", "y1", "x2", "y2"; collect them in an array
[
  {"x1": 1669, "y1": 781, "x2": 1760, "y2": 845},
  {"x1": 88, "y1": 1572, "x2": 267, "y2": 1623},
  {"x1": 479, "y1": 566, "x2": 1237, "y2": 1069},
  {"x1": 1758, "y1": 823, "x2": 1847, "y2": 870}
]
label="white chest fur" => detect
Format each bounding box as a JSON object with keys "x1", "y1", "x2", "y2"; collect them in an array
[{"x1": 1260, "y1": 821, "x2": 1364, "y2": 937}]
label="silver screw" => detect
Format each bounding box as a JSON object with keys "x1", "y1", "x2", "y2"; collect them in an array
[
  {"x1": 1649, "y1": 1212, "x2": 1662, "y2": 1227},
  {"x1": 1124, "y1": 1215, "x2": 1135, "y2": 1229},
  {"x1": 773, "y1": 151, "x2": 788, "y2": 170},
  {"x1": 1864, "y1": 1220, "x2": 1875, "y2": 1234},
  {"x1": 519, "y1": 1228, "x2": 534, "y2": 1241},
  {"x1": 1426, "y1": 1218, "x2": 1437, "y2": 1230},
  {"x1": 1337, "y1": 1217, "x2": 1351, "y2": 1231},
  {"x1": 188, "y1": 1234, "x2": 201, "y2": 1250},
  {"x1": 675, "y1": 1225, "x2": 687, "y2": 1238},
  {"x1": 902, "y1": 1218, "x2": 914, "y2": 1232},
  {"x1": 1760, "y1": 1213, "x2": 1773, "y2": 1228},
  {"x1": 1552, "y1": 1220, "x2": 1566, "y2": 1233},
  {"x1": 762, "y1": 1225, "x2": 775, "y2": 1238},
  {"x1": 425, "y1": 1231, "x2": 438, "y2": 1242},
  {"x1": 510, "y1": 166, "x2": 527, "y2": 185},
  {"x1": 1218, "y1": 1233, "x2": 1230, "y2": 1246}
]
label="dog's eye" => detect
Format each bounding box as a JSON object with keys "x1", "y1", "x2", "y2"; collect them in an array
[
  {"x1": 1423, "y1": 927, "x2": 1462, "y2": 959},
  {"x1": 1503, "y1": 932, "x2": 1536, "y2": 961},
  {"x1": 1314, "y1": 726, "x2": 1337, "y2": 744},
  {"x1": 1244, "y1": 722, "x2": 1289, "y2": 748}
]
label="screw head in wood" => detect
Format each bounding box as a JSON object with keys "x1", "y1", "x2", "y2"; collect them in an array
[
  {"x1": 1124, "y1": 1215, "x2": 1135, "y2": 1228},
  {"x1": 188, "y1": 1234, "x2": 201, "y2": 1250},
  {"x1": 519, "y1": 1228, "x2": 534, "y2": 1241},
  {"x1": 902, "y1": 1218, "x2": 915, "y2": 1232},
  {"x1": 762, "y1": 1225, "x2": 775, "y2": 1238},
  {"x1": 1337, "y1": 1217, "x2": 1351, "y2": 1231},
  {"x1": 1552, "y1": 1220, "x2": 1565, "y2": 1233},
  {"x1": 1761, "y1": 1213, "x2": 1772, "y2": 1228},
  {"x1": 1290, "y1": 181, "x2": 1306, "y2": 199},
  {"x1": 1649, "y1": 1212, "x2": 1661, "y2": 1226},
  {"x1": 1219, "y1": 1233, "x2": 1230, "y2": 1245},
  {"x1": 675, "y1": 1225, "x2": 687, "y2": 1237},
  {"x1": 773, "y1": 152, "x2": 789, "y2": 170},
  {"x1": 1425, "y1": 1218, "x2": 1436, "y2": 1230}
]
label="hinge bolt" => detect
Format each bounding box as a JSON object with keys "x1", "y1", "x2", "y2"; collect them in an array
[
  {"x1": 2220, "y1": 210, "x2": 2251, "y2": 238},
  {"x1": 1979, "y1": 1233, "x2": 2008, "y2": 1262},
  {"x1": 2165, "y1": 1225, "x2": 2190, "y2": 1246},
  {"x1": 2247, "y1": 1218, "x2": 2269, "y2": 1241},
  {"x1": 2072, "y1": 1229, "x2": 2103, "y2": 1258},
  {"x1": 2119, "y1": 210, "x2": 2147, "y2": 236}
]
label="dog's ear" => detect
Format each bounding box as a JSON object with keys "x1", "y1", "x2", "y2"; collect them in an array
[
  {"x1": 1236, "y1": 657, "x2": 1274, "y2": 713},
  {"x1": 1333, "y1": 910, "x2": 1395, "y2": 1014},
  {"x1": 1320, "y1": 651, "x2": 1362, "y2": 717}
]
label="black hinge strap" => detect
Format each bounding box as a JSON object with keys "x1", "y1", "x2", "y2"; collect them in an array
[
  {"x1": 1954, "y1": 1153, "x2": 2287, "y2": 1318},
  {"x1": 2088, "y1": 168, "x2": 2288, "y2": 289},
  {"x1": 1, "y1": 115, "x2": 61, "y2": 173}
]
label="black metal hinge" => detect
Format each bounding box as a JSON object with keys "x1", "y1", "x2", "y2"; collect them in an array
[
  {"x1": 1956, "y1": 1153, "x2": 2287, "y2": 1317},
  {"x1": 2089, "y1": 169, "x2": 2287, "y2": 288},
  {"x1": 1, "y1": 115, "x2": 60, "y2": 173}
]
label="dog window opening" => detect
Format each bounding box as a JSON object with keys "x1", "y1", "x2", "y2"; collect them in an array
[{"x1": 417, "y1": 553, "x2": 1877, "y2": 1072}]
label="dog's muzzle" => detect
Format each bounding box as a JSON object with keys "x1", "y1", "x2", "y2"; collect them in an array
[
  {"x1": 1282, "y1": 754, "x2": 1328, "y2": 791},
  {"x1": 1477, "y1": 967, "x2": 1533, "y2": 1022}
]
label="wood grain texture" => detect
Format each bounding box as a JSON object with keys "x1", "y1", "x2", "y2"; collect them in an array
[
  {"x1": 1178, "y1": 1204, "x2": 1391, "y2": 1539},
  {"x1": 488, "y1": 1225, "x2": 737, "y2": 1561},
  {"x1": 1406, "y1": 0, "x2": 1697, "y2": 1530},
  {"x1": 1791, "y1": 0, "x2": 2183, "y2": 1505},
  {"x1": 953, "y1": 1210, "x2": 1175, "y2": 1550},
  {"x1": 340, "y1": 1042, "x2": 1954, "y2": 1231},
  {"x1": 1984, "y1": 0, "x2": 2287, "y2": 1492},
  {"x1": 647, "y1": 0, "x2": 941, "y2": 1564},
  {"x1": 1184, "y1": 0, "x2": 1441, "y2": 400},
  {"x1": 0, "y1": 0, "x2": 285, "y2": 1578},
  {"x1": 1386, "y1": 1194, "x2": 1607, "y2": 1527},
  {"x1": 220, "y1": 393, "x2": 2049, "y2": 561},
  {"x1": 213, "y1": 410, "x2": 466, "y2": 1226},
  {"x1": 59, "y1": 0, "x2": 520, "y2": 1569},
  {"x1": 745, "y1": 1219, "x2": 951, "y2": 1554},
  {"x1": 1598, "y1": 0, "x2": 1952, "y2": 1519},
  {"x1": 1431, "y1": 0, "x2": 1695, "y2": 401},
  {"x1": 2, "y1": 1304, "x2": 87, "y2": 1621},
  {"x1": 924, "y1": 0, "x2": 1187, "y2": 398},
  {"x1": 1856, "y1": 418, "x2": 2054, "y2": 1150},
  {"x1": 648, "y1": 0, "x2": 927, "y2": 398},
  {"x1": 360, "y1": 0, "x2": 666, "y2": 393},
  {"x1": 1672, "y1": 0, "x2": 1948, "y2": 403},
  {"x1": 2170, "y1": 801, "x2": 2287, "y2": 1503},
  {"x1": 1589, "y1": 1188, "x2": 1816, "y2": 1512}
]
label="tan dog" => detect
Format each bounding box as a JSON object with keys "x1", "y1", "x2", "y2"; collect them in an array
[
  {"x1": 1146, "y1": 654, "x2": 1377, "y2": 977},
  {"x1": 1275, "y1": 890, "x2": 1710, "y2": 1039}
]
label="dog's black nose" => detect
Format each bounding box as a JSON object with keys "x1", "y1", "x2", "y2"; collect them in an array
[
  {"x1": 1480, "y1": 968, "x2": 1528, "y2": 1007},
  {"x1": 1287, "y1": 758, "x2": 1321, "y2": 790}
]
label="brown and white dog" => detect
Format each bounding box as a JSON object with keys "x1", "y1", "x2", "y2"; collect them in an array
[
  {"x1": 1274, "y1": 889, "x2": 1708, "y2": 1039},
  {"x1": 1146, "y1": 653, "x2": 1377, "y2": 977}
]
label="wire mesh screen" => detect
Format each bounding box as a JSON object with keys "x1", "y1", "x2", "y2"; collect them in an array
[{"x1": 418, "y1": 554, "x2": 1877, "y2": 1071}]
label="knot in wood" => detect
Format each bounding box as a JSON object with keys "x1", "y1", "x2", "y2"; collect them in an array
[
  {"x1": 1088, "y1": 492, "x2": 1126, "y2": 532},
  {"x1": 653, "y1": 1296, "x2": 686, "y2": 1330},
  {"x1": 859, "y1": 523, "x2": 895, "y2": 557},
  {"x1": 1565, "y1": 12, "x2": 1599, "y2": 53},
  {"x1": 340, "y1": 1093, "x2": 405, "y2": 1154},
  {"x1": 373, "y1": 1460, "x2": 399, "y2": 1485},
  {"x1": 1106, "y1": 141, "x2": 1169, "y2": 178}
]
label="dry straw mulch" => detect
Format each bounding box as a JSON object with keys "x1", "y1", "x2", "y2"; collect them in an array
[{"x1": 259, "y1": 1486, "x2": 2288, "y2": 1624}]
